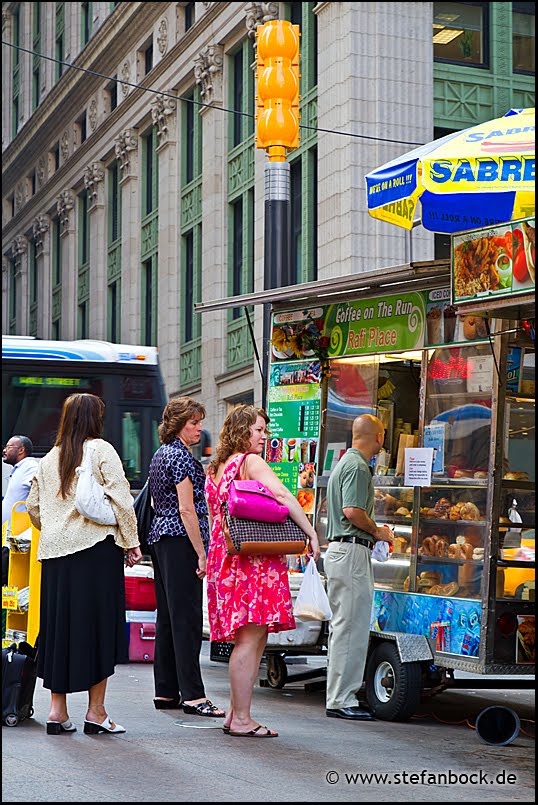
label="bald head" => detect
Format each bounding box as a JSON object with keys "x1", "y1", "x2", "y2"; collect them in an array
[
  {"x1": 352, "y1": 414, "x2": 384, "y2": 440},
  {"x1": 351, "y1": 414, "x2": 385, "y2": 458}
]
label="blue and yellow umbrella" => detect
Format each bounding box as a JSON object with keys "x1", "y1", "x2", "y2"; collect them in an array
[{"x1": 365, "y1": 108, "x2": 535, "y2": 233}]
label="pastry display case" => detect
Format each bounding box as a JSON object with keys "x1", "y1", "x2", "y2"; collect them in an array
[
  {"x1": 372, "y1": 485, "x2": 415, "y2": 592},
  {"x1": 414, "y1": 484, "x2": 487, "y2": 600}
]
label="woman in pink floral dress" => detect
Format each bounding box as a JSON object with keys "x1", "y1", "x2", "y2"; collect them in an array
[{"x1": 205, "y1": 405, "x2": 320, "y2": 738}]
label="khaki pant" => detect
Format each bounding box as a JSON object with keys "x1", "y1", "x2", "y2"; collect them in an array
[{"x1": 324, "y1": 541, "x2": 374, "y2": 710}]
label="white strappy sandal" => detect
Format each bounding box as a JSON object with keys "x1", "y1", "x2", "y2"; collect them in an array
[{"x1": 83, "y1": 716, "x2": 126, "y2": 735}]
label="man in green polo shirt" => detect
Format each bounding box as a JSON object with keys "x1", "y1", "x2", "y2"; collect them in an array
[{"x1": 325, "y1": 414, "x2": 394, "y2": 721}]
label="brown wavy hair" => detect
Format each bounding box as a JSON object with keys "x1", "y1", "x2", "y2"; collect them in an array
[
  {"x1": 208, "y1": 405, "x2": 270, "y2": 475},
  {"x1": 158, "y1": 397, "x2": 206, "y2": 444},
  {"x1": 55, "y1": 393, "x2": 105, "y2": 498}
]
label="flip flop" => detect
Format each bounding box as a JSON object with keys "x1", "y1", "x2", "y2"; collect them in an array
[{"x1": 227, "y1": 725, "x2": 278, "y2": 738}]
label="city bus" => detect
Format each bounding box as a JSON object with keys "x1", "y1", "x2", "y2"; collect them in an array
[{"x1": 2, "y1": 337, "x2": 167, "y2": 491}]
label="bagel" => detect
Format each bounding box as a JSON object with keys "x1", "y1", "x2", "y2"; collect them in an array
[
  {"x1": 460, "y1": 542, "x2": 474, "y2": 560},
  {"x1": 436, "y1": 539, "x2": 449, "y2": 557},
  {"x1": 421, "y1": 537, "x2": 436, "y2": 556}
]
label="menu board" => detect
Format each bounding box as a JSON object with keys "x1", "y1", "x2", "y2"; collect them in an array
[
  {"x1": 452, "y1": 217, "x2": 535, "y2": 303},
  {"x1": 266, "y1": 355, "x2": 322, "y2": 523}
]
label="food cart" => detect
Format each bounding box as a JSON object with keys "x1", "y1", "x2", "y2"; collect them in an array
[{"x1": 198, "y1": 218, "x2": 535, "y2": 718}]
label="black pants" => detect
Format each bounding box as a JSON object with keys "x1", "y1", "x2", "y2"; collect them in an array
[{"x1": 150, "y1": 537, "x2": 205, "y2": 701}]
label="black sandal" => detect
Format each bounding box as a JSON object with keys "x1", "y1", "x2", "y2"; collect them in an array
[{"x1": 182, "y1": 699, "x2": 225, "y2": 717}]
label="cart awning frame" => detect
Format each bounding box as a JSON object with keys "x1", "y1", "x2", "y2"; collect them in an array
[{"x1": 194, "y1": 260, "x2": 451, "y2": 314}]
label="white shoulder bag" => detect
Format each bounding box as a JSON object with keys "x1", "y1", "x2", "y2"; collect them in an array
[{"x1": 74, "y1": 442, "x2": 117, "y2": 526}]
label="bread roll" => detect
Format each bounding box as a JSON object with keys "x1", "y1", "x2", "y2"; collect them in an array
[
  {"x1": 395, "y1": 507, "x2": 411, "y2": 517},
  {"x1": 459, "y1": 502, "x2": 481, "y2": 521}
]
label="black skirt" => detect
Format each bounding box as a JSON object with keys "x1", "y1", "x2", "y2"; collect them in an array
[{"x1": 38, "y1": 536, "x2": 128, "y2": 693}]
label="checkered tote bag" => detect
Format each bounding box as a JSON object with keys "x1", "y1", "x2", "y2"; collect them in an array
[{"x1": 221, "y1": 501, "x2": 307, "y2": 556}]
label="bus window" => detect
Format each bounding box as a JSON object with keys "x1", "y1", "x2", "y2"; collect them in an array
[
  {"x1": 121, "y1": 411, "x2": 142, "y2": 484},
  {"x1": 2, "y1": 337, "x2": 167, "y2": 487},
  {"x1": 2, "y1": 373, "x2": 104, "y2": 453},
  {"x1": 151, "y1": 412, "x2": 161, "y2": 455}
]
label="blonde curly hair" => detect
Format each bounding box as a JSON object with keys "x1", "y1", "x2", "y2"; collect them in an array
[
  {"x1": 209, "y1": 405, "x2": 270, "y2": 475},
  {"x1": 158, "y1": 397, "x2": 206, "y2": 444}
]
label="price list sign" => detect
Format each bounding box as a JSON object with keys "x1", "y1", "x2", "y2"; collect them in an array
[{"x1": 266, "y1": 359, "x2": 322, "y2": 520}]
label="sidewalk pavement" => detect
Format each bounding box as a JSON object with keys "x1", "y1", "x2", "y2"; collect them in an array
[{"x1": 2, "y1": 644, "x2": 535, "y2": 803}]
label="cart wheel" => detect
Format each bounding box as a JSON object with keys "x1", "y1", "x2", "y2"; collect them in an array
[
  {"x1": 365, "y1": 642, "x2": 422, "y2": 722},
  {"x1": 266, "y1": 654, "x2": 288, "y2": 689},
  {"x1": 5, "y1": 713, "x2": 19, "y2": 727}
]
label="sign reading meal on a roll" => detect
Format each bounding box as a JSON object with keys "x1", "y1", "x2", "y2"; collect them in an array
[{"x1": 451, "y1": 216, "x2": 535, "y2": 303}]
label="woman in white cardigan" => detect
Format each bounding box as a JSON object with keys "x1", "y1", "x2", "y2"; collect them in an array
[{"x1": 27, "y1": 393, "x2": 142, "y2": 735}]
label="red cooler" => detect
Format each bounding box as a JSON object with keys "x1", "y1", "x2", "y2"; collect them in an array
[
  {"x1": 128, "y1": 621, "x2": 156, "y2": 662},
  {"x1": 125, "y1": 575, "x2": 156, "y2": 611}
]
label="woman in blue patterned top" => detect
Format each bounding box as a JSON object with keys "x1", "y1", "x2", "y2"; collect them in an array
[{"x1": 148, "y1": 397, "x2": 224, "y2": 717}]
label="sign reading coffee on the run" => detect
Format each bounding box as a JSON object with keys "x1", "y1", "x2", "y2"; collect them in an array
[{"x1": 324, "y1": 292, "x2": 426, "y2": 357}]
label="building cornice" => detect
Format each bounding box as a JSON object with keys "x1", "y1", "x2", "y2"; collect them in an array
[
  {"x1": 2, "y1": 2, "x2": 229, "y2": 241},
  {"x1": 2, "y1": 2, "x2": 228, "y2": 184}
]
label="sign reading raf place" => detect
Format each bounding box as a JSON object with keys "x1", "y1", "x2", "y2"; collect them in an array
[{"x1": 325, "y1": 292, "x2": 426, "y2": 357}]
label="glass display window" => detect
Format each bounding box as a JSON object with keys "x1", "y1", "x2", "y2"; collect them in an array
[
  {"x1": 373, "y1": 485, "x2": 415, "y2": 593},
  {"x1": 417, "y1": 484, "x2": 488, "y2": 600},
  {"x1": 424, "y1": 344, "x2": 494, "y2": 479},
  {"x1": 325, "y1": 352, "x2": 422, "y2": 477},
  {"x1": 502, "y1": 350, "x2": 535, "y2": 482}
]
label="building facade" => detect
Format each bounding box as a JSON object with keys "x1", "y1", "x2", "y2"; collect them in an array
[{"x1": 2, "y1": 2, "x2": 535, "y2": 439}]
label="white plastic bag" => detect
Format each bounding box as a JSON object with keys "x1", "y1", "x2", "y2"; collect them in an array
[
  {"x1": 372, "y1": 540, "x2": 390, "y2": 562},
  {"x1": 293, "y1": 558, "x2": 333, "y2": 622},
  {"x1": 74, "y1": 442, "x2": 117, "y2": 526}
]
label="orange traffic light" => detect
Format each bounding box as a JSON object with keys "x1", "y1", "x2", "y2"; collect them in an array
[{"x1": 256, "y1": 20, "x2": 300, "y2": 160}]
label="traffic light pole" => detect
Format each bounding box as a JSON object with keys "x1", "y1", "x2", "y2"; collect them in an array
[{"x1": 262, "y1": 160, "x2": 290, "y2": 410}]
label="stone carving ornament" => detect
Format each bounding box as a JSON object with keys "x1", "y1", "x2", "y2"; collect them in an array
[
  {"x1": 151, "y1": 94, "x2": 177, "y2": 143},
  {"x1": 157, "y1": 18, "x2": 168, "y2": 55},
  {"x1": 15, "y1": 182, "x2": 25, "y2": 213},
  {"x1": 83, "y1": 161, "x2": 105, "y2": 204},
  {"x1": 114, "y1": 129, "x2": 138, "y2": 179},
  {"x1": 193, "y1": 44, "x2": 224, "y2": 105},
  {"x1": 60, "y1": 130, "x2": 70, "y2": 160},
  {"x1": 89, "y1": 98, "x2": 98, "y2": 131},
  {"x1": 32, "y1": 214, "x2": 49, "y2": 257},
  {"x1": 37, "y1": 156, "x2": 47, "y2": 188},
  {"x1": 56, "y1": 190, "x2": 74, "y2": 234},
  {"x1": 11, "y1": 235, "x2": 28, "y2": 270},
  {"x1": 245, "y1": 2, "x2": 279, "y2": 38},
  {"x1": 121, "y1": 60, "x2": 131, "y2": 96}
]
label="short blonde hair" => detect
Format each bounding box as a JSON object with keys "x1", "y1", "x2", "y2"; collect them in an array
[{"x1": 158, "y1": 397, "x2": 206, "y2": 444}]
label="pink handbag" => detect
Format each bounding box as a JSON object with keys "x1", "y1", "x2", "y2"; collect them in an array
[{"x1": 227, "y1": 454, "x2": 289, "y2": 523}]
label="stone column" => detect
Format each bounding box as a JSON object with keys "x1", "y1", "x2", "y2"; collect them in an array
[
  {"x1": 195, "y1": 44, "x2": 226, "y2": 432},
  {"x1": 2, "y1": 10, "x2": 12, "y2": 147},
  {"x1": 56, "y1": 190, "x2": 77, "y2": 338},
  {"x1": 83, "y1": 161, "x2": 106, "y2": 337},
  {"x1": 12, "y1": 236, "x2": 28, "y2": 333},
  {"x1": 32, "y1": 213, "x2": 51, "y2": 338},
  {"x1": 2, "y1": 257, "x2": 9, "y2": 330},
  {"x1": 114, "y1": 128, "x2": 140, "y2": 342},
  {"x1": 315, "y1": 1, "x2": 433, "y2": 276},
  {"x1": 152, "y1": 93, "x2": 179, "y2": 391}
]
